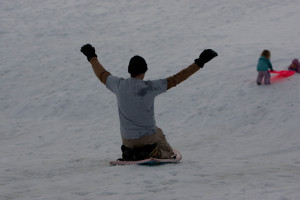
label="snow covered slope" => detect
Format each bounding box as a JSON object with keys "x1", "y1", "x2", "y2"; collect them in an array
[{"x1": 1, "y1": 0, "x2": 300, "y2": 199}]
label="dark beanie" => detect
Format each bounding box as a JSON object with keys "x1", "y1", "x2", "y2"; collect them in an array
[{"x1": 128, "y1": 55, "x2": 148, "y2": 77}]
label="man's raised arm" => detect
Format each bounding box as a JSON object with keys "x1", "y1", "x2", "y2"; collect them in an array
[
  {"x1": 81, "y1": 44, "x2": 111, "y2": 85},
  {"x1": 167, "y1": 49, "x2": 218, "y2": 90}
]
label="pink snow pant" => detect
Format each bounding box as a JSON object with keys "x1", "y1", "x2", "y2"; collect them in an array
[{"x1": 256, "y1": 71, "x2": 270, "y2": 85}]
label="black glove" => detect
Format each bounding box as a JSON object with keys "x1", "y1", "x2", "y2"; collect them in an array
[
  {"x1": 194, "y1": 49, "x2": 218, "y2": 68},
  {"x1": 81, "y1": 44, "x2": 97, "y2": 61}
]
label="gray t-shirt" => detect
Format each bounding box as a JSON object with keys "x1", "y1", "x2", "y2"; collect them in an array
[{"x1": 106, "y1": 75, "x2": 167, "y2": 139}]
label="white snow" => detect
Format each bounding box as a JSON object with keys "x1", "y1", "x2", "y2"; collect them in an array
[{"x1": 1, "y1": 0, "x2": 300, "y2": 199}]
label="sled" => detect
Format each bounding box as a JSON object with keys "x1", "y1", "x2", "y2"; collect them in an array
[
  {"x1": 109, "y1": 149, "x2": 182, "y2": 166},
  {"x1": 269, "y1": 70, "x2": 295, "y2": 77}
]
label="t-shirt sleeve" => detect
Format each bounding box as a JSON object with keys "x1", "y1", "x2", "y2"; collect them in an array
[
  {"x1": 106, "y1": 75, "x2": 123, "y2": 94},
  {"x1": 147, "y1": 78, "x2": 168, "y2": 96}
]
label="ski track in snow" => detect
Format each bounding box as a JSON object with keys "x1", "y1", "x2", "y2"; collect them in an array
[{"x1": 1, "y1": 0, "x2": 300, "y2": 200}]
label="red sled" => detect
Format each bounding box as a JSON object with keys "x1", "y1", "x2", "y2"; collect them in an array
[
  {"x1": 269, "y1": 70, "x2": 295, "y2": 77},
  {"x1": 109, "y1": 149, "x2": 182, "y2": 166}
]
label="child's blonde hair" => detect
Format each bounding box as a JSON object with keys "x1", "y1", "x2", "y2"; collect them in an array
[{"x1": 261, "y1": 50, "x2": 271, "y2": 59}]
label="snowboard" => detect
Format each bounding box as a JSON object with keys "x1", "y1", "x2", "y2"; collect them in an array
[{"x1": 109, "y1": 149, "x2": 182, "y2": 166}]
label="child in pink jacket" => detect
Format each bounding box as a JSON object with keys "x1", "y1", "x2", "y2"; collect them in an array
[{"x1": 288, "y1": 59, "x2": 300, "y2": 73}]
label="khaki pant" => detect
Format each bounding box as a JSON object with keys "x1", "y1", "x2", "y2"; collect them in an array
[{"x1": 122, "y1": 127, "x2": 174, "y2": 159}]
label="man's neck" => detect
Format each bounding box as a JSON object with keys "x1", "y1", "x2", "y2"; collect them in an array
[{"x1": 132, "y1": 73, "x2": 145, "y2": 80}]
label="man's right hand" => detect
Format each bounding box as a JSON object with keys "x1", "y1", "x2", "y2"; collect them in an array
[
  {"x1": 81, "y1": 44, "x2": 97, "y2": 62},
  {"x1": 195, "y1": 49, "x2": 218, "y2": 68}
]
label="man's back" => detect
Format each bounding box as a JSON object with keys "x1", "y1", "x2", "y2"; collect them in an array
[{"x1": 106, "y1": 75, "x2": 167, "y2": 139}]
